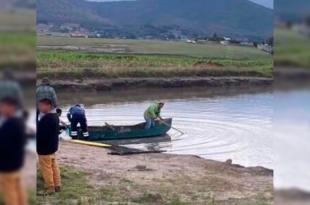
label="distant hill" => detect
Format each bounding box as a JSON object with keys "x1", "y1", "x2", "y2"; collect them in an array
[
  {"x1": 37, "y1": 0, "x2": 273, "y2": 41},
  {"x1": 276, "y1": 0, "x2": 310, "y2": 22},
  {"x1": 1, "y1": 0, "x2": 35, "y2": 9}
]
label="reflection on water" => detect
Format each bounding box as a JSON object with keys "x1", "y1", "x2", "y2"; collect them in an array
[
  {"x1": 274, "y1": 88, "x2": 310, "y2": 192},
  {"x1": 59, "y1": 87, "x2": 273, "y2": 169}
]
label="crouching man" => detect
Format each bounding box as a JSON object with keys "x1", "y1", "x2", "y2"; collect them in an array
[
  {"x1": 37, "y1": 99, "x2": 61, "y2": 195},
  {"x1": 67, "y1": 104, "x2": 89, "y2": 139}
]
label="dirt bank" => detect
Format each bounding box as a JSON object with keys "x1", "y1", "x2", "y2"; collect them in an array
[
  {"x1": 57, "y1": 141, "x2": 273, "y2": 204},
  {"x1": 23, "y1": 151, "x2": 36, "y2": 188},
  {"x1": 275, "y1": 189, "x2": 310, "y2": 205},
  {"x1": 41, "y1": 77, "x2": 273, "y2": 91}
]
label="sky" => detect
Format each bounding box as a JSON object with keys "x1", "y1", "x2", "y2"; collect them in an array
[
  {"x1": 249, "y1": 0, "x2": 273, "y2": 8},
  {"x1": 88, "y1": 0, "x2": 274, "y2": 9}
]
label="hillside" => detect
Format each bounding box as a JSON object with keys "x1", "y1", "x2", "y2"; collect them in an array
[
  {"x1": 37, "y1": 0, "x2": 273, "y2": 41},
  {"x1": 276, "y1": 0, "x2": 310, "y2": 22},
  {"x1": 1, "y1": 0, "x2": 35, "y2": 9}
]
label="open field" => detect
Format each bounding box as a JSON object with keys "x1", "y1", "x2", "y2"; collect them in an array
[
  {"x1": 0, "y1": 32, "x2": 35, "y2": 70},
  {"x1": 37, "y1": 141, "x2": 273, "y2": 205},
  {"x1": 0, "y1": 9, "x2": 35, "y2": 32},
  {"x1": 274, "y1": 28, "x2": 310, "y2": 68},
  {"x1": 37, "y1": 51, "x2": 273, "y2": 78},
  {"x1": 37, "y1": 36, "x2": 273, "y2": 79},
  {"x1": 0, "y1": 9, "x2": 35, "y2": 70},
  {"x1": 38, "y1": 36, "x2": 271, "y2": 59}
]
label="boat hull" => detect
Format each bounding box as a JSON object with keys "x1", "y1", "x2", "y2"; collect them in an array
[{"x1": 66, "y1": 118, "x2": 172, "y2": 141}]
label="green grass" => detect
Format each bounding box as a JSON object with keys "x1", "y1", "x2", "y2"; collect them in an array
[
  {"x1": 0, "y1": 32, "x2": 35, "y2": 70},
  {"x1": 37, "y1": 51, "x2": 273, "y2": 78},
  {"x1": 0, "y1": 9, "x2": 35, "y2": 32},
  {"x1": 38, "y1": 36, "x2": 271, "y2": 60},
  {"x1": 274, "y1": 28, "x2": 310, "y2": 68},
  {"x1": 37, "y1": 36, "x2": 273, "y2": 78},
  {"x1": 36, "y1": 166, "x2": 194, "y2": 205},
  {"x1": 37, "y1": 166, "x2": 97, "y2": 205},
  {"x1": 0, "y1": 9, "x2": 35, "y2": 69},
  {"x1": 36, "y1": 166, "x2": 271, "y2": 205}
]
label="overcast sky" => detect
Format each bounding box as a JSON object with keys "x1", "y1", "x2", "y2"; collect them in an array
[
  {"x1": 249, "y1": 0, "x2": 273, "y2": 8},
  {"x1": 88, "y1": 0, "x2": 274, "y2": 9}
]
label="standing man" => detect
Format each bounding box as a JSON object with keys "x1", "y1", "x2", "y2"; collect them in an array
[
  {"x1": 67, "y1": 104, "x2": 89, "y2": 139},
  {"x1": 36, "y1": 78, "x2": 57, "y2": 122},
  {"x1": 0, "y1": 79, "x2": 27, "y2": 205},
  {"x1": 144, "y1": 102, "x2": 164, "y2": 129},
  {"x1": 37, "y1": 98, "x2": 61, "y2": 195}
]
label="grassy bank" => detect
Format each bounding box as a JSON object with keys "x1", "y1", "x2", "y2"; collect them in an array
[
  {"x1": 37, "y1": 166, "x2": 96, "y2": 205},
  {"x1": 0, "y1": 32, "x2": 35, "y2": 70},
  {"x1": 0, "y1": 9, "x2": 35, "y2": 32},
  {"x1": 37, "y1": 165, "x2": 271, "y2": 205},
  {"x1": 36, "y1": 142, "x2": 273, "y2": 205},
  {"x1": 37, "y1": 51, "x2": 272, "y2": 79},
  {"x1": 38, "y1": 36, "x2": 271, "y2": 59},
  {"x1": 36, "y1": 166, "x2": 206, "y2": 205},
  {"x1": 274, "y1": 28, "x2": 310, "y2": 68},
  {"x1": 0, "y1": 9, "x2": 35, "y2": 70},
  {"x1": 37, "y1": 36, "x2": 272, "y2": 79}
]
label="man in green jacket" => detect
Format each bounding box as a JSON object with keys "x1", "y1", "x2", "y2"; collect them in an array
[
  {"x1": 36, "y1": 78, "x2": 57, "y2": 123},
  {"x1": 36, "y1": 78, "x2": 57, "y2": 109},
  {"x1": 144, "y1": 102, "x2": 164, "y2": 129}
]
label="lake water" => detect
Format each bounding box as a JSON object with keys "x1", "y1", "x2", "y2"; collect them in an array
[
  {"x1": 40, "y1": 84, "x2": 310, "y2": 192},
  {"x1": 273, "y1": 87, "x2": 310, "y2": 192},
  {"x1": 58, "y1": 87, "x2": 273, "y2": 169}
]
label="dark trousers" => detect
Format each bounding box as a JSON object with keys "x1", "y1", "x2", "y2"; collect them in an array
[{"x1": 70, "y1": 114, "x2": 88, "y2": 138}]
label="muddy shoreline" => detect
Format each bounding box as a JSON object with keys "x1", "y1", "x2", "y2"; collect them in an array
[
  {"x1": 56, "y1": 140, "x2": 273, "y2": 204},
  {"x1": 39, "y1": 76, "x2": 273, "y2": 91}
]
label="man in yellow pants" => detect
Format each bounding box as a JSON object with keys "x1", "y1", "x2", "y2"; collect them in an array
[
  {"x1": 0, "y1": 96, "x2": 27, "y2": 205},
  {"x1": 37, "y1": 99, "x2": 61, "y2": 194},
  {"x1": 0, "y1": 77, "x2": 27, "y2": 205},
  {"x1": 0, "y1": 171, "x2": 27, "y2": 205}
]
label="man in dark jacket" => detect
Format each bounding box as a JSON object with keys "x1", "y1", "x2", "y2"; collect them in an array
[
  {"x1": 67, "y1": 104, "x2": 89, "y2": 139},
  {"x1": 0, "y1": 97, "x2": 27, "y2": 205},
  {"x1": 37, "y1": 98, "x2": 61, "y2": 195}
]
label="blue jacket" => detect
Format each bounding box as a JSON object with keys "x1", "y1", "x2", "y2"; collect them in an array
[{"x1": 67, "y1": 106, "x2": 85, "y2": 121}]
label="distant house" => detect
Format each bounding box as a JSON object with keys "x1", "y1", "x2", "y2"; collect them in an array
[
  {"x1": 186, "y1": 39, "x2": 196, "y2": 44},
  {"x1": 240, "y1": 41, "x2": 254, "y2": 47},
  {"x1": 60, "y1": 23, "x2": 80, "y2": 31},
  {"x1": 37, "y1": 23, "x2": 54, "y2": 34},
  {"x1": 257, "y1": 44, "x2": 273, "y2": 54},
  {"x1": 196, "y1": 39, "x2": 207, "y2": 44},
  {"x1": 292, "y1": 24, "x2": 310, "y2": 37},
  {"x1": 220, "y1": 40, "x2": 230, "y2": 46},
  {"x1": 70, "y1": 32, "x2": 88, "y2": 38}
]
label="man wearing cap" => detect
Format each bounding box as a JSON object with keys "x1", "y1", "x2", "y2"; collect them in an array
[
  {"x1": 36, "y1": 78, "x2": 58, "y2": 123},
  {"x1": 144, "y1": 102, "x2": 164, "y2": 129},
  {"x1": 36, "y1": 78, "x2": 57, "y2": 108},
  {"x1": 0, "y1": 79, "x2": 27, "y2": 205}
]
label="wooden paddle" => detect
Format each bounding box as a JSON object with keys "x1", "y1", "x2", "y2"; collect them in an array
[
  {"x1": 159, "y1": 120, "x2": 184, "y2": 135},
  {"x1": 105, "y1": 122, "x2": 116, "y2": 131}
]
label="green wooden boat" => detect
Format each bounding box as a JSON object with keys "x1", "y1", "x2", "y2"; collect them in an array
[{"x1": 66, "y1": 118, "x2": 172, "y2": 141}]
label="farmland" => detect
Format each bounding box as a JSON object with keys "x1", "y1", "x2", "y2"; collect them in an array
[
  {"x1": 0, "y1": 32, "x2": 35, "y2": 68},
  {"x1": 0, "y1": 9, "x2": 35, "y2": 70},
  {"x1": 274, "y1": 28, "x2": 310, "y2": 68},
  {"x1": 37, "y1": 36, "x2": 273, "y2": 79}
]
